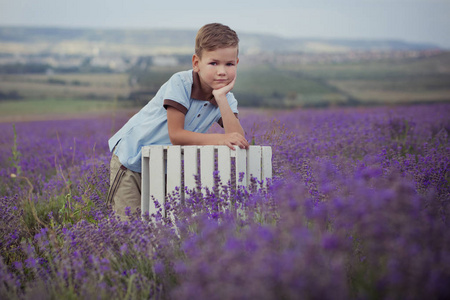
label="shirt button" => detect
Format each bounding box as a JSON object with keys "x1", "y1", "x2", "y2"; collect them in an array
[
  {"x1": 204, "y1": 103, "x2": 208, "y2": 106},
  {"x1": 197, "y1": 114, "x2": 201, "y2": 117}
]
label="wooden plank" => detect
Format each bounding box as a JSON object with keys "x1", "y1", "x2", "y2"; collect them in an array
[
  {"x1": 184, "y1": 146, "x2": 198, "y2": 192},
  {"x1": 200, "y1": 146, "x2": 215, "y2": 191},
  {"x1": 141, "y1": 145, "x2": 273, "y2": 220},
  {"x1": 262, "y1": 146, "x2": 272, "y2": 182},
  {"x1": 217, "y1": 146, "x2": 231, "y2": 186},
  {"x1": 149, "y1": 145, "x2": 165, "y2": 216},
  {"x1": 235, "y1": 147, "x2": 247, "y2": 187},
  {"x1": 167, "y1": 146, "x2": 181, "y2": 198},
  {"x1": 142, "y1": 146, "x2": 151, "y2": 158},
  {"x1": 141, "y1": 149, "x2": 150, "y2": 215},
  {"x1": 247, "y1": 146, "x2": 262, "y2": 184}
]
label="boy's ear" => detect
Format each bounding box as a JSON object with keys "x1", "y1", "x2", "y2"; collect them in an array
[{"x1": 192, "y1": 54, "x2": 200, "y2": 72}]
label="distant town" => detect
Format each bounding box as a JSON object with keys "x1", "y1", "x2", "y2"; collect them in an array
[
  {"x1": 0, "y1": 49, "x2": 445, "y2": 75},
  {"x1": 0, "y1": 26, "x2": 445, "y2": 74}
]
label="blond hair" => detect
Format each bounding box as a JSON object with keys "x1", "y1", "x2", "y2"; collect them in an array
[{"x1": 195, "y1": 23, "x2": 239, "y2": 58}]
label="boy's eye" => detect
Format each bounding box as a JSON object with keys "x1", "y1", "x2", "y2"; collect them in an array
[
  {"x1": 209, "y1": 62, "x2": 217, "y2": 66},
  {"x1": 227, "y1": 63, "x2": 235, "y2": 66}
]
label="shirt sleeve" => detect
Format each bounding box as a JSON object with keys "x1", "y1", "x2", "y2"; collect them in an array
[
  {"x1": 162, "y1": 73, "x2": 191, "y2": 114},
  {"x1": 227, "y1": 92, "x2": 239, "y2": 114},
  {"x1": 164, "y1": 99, "x2": 188, "y2": 115}
]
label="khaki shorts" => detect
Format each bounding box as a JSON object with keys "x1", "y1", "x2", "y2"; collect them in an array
[{"x1": 107, "y1": 153, "x2": 141, "y2": 220}]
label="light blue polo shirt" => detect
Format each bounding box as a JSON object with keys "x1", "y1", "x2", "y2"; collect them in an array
[{"x1": 108, "y1": 69, "x2": 239, "y2": 173}]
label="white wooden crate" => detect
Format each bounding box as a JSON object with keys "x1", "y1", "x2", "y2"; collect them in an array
[{"x1": 141, "y1": 145, "x2": 272, "y2": 216}]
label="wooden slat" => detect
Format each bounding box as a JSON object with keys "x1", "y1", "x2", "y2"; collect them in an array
[
  {"x1": 217, "y1": 146, "x2": 231, "y2": 186},
  {"x1": 235, "y1": 147, "x2": 247, "y2": 187},
  {"x1": 167, "y1": 146, "x2": 181, "y2": 198},
  {"x1": 183, "y1": 146, "x2": 198, "y2": 192},
  {"x1": 247, "y1": 146, "x2": 262, "y2": 183},
  {"x1": 200, "y1": 146, "x2": 215, "y2": 190},
  {"x1": 142, "y1": 146, "x2": 151, "y2": 158},
  {"x1": 141, "y1": 154, "x2": 150, "y2": 215},
  {"x1": 141, "y1": 145, "x2": 273, "y2": 220},
  {"x1": 149, "y1": 146, "x2": 165, "y2": 216},
  {"x1": 262, "y1": 146, "x2": 272, "y2": 181}
]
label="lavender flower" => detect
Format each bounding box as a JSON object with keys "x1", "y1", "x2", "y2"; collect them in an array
[{"x1": 0, "y1": 104, "x2": 449, "y2": 299}]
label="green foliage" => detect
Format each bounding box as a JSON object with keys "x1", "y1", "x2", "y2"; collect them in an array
[
  {"x1": 0, "y1": 63, "x2": 49, "y2": 74},
  {"x1": 21, "y1": 192, "x2": 95, "y2": 236},
  {"x1": 22, "y1": 194, "x2": 65, "y2": 233},
  {"x1": 8, "y1": 124, "x2": 21, "y2": 176},
  {"x1": 59, "y1": 194, "x2": 96, "y2": 225},
  {"x1": 0, "y1": 90, "x2": 22, "y2": 101},
  {"x1": 47, "y1": 78, "x2": 67, "y2": 85},
  {"x1": 109, "y1": 251, "x2": 157, "y2": 299},
  {"x1": 129, "y1": 68, "x2": 178, "y2": 91},
  {"x1": 289, "y1": 52, "x2": 450, "y2": 80}
]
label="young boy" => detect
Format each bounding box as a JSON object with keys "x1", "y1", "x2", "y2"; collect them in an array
[{"x1": 107, "y1": 23, "x2": 249, "y2": 219}]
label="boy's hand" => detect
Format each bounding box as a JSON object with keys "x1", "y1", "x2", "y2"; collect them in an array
[
  {"x1": 212, "y1": 76, "x2": 236, "y2": 99},
  {"x1": 220, "y1": 132, "x2": 249, "y2": 150}
]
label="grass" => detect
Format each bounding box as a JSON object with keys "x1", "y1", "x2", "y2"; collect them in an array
[
  {"x1": 281, "y1": 52, "x2": 450, "y2": 80},
  {"x1": 0, "y1": 98, "x2": 122, "y2": 122},
  {"x1": 328, "y1": 77, "x2": 450, "y2": 104},
  {"x1": 0, "y1": 73, "x2": 136, "y2": 121},
  {"x1": 230, "y1": 66, "x2": 345, "y2": 107},
  {"x1": 234, "y1": 66, "x2": 336, "y2": 96},
  {"x1": 0, "y1": 73, "x2": 131, "y2": 100}
]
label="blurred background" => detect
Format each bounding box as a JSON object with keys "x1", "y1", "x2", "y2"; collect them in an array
[{"x1": 0, "y1": 0, "x2": 449, "y2": 122}]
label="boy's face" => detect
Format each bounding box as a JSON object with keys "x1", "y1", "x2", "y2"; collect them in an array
[{"x1": 192, "y1": 47, "x2": 239, "y2": 94}]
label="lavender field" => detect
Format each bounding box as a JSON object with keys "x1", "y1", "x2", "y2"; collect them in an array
[{"x1": 1, "y1": 104, "x2": 449, "y2": 299}]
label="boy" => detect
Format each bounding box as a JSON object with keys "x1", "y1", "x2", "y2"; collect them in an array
[{"x1": 107, "y1": 23, "x2": 249, "y2": 219}]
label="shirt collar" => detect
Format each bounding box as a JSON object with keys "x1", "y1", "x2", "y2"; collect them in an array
[{"x1": 191, "y1": 71, "x2": 218, "y2": 106}]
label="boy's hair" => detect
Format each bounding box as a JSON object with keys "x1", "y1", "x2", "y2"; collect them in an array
[{"x1": 195, "y1": 23, "x2": 239, "y2": 58}]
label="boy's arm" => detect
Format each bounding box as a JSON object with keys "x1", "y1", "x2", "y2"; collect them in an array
[
  {"x1": 213, "y1": 77, "x2": 246, "y2": 137},
  {"x1": 167, "y1": 107, "x2": 248, "y2": 150}
]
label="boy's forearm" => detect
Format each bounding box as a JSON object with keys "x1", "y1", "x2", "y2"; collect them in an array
[
  {"x1": 170, "y1": 130, "x2": 230, "y2": 146},
  {"x1": 215, "y1": 95, "x2": 245, "y2": 136},
  {"x1": 167, "y1": 100, "x2": 248, "y2": 149}
]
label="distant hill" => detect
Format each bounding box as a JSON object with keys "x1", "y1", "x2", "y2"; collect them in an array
[{"x1": 0, "y1": 26, "x2": 441, "y2": 56}]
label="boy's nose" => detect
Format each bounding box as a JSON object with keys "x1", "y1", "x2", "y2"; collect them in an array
[{"x1": 217, "y1": 66, "x2": 226, "y2": 75}]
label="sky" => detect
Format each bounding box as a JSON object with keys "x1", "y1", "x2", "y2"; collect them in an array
[{"x1": 1, "y1": 0, "x2": 450, "y2": 48}]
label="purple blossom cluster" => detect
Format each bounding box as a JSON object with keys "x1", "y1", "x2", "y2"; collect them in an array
[{"x1": 1, "y1": 104, "x2": 449, "y2": 299}]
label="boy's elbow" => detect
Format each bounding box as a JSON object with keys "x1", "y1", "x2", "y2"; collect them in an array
[
  {"x1": 168, "y1": 130, "x2": 183, "y2": 145},
  {"x1": 169, "y1": 133, "x2": 180, "y2": 145}
]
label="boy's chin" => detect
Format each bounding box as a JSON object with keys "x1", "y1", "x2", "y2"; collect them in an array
[{"x1": 214, "y1": 82, "x2": 229, "y2": 89}]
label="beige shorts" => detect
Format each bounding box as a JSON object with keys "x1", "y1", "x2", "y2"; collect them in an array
[{"x1": 107, "y1": 153, "x2": 141, "y2": 220}]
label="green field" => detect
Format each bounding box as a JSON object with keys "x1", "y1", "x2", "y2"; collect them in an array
[
  {"x1": 0, "y1": 98, "x2": 126, "y2": 123},
  {"x1": 273, "y1": 51, "x2": 450, "y2": 106},
  {"x1": 0, "y1": 73, "x2": 131, "y2": 100},
  {"x1": 1, "y1": 51, "x2": 449, "y2": 120},
  {"x1": 0, "y1": 98, "x2": 116, "y2": 115},
  {"x1": 0, "y1": 73, "x2": 133, "y2": 121}
]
